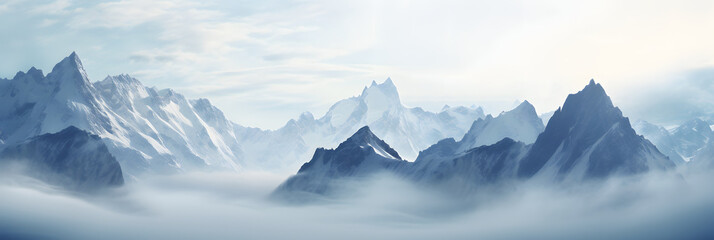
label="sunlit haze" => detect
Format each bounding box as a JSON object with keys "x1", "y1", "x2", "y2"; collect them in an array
[{"x1": 2, "y1": 0, "x2": 713, "y2": 129}]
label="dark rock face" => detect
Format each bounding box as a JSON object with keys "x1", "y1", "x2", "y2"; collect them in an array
[
  {"x1": 411, "y1": 138, "x2": 528, "y2": 186},
  {"x1": 518, "y1": 80, "x2": 674, "y2": 180},
  {"x1": 274, "y1": 126, "x2": 408, "y2": 197},
  {"x1": 0, "y1": 126, "x2": 124, "y2": 191}
]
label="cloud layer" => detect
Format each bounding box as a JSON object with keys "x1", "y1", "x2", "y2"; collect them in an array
[{"x1": 1, "y1": 169, "x2": 714, "y2": 239}]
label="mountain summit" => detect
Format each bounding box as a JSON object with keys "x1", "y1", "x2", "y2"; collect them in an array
[
  {"x1": 518, "y1": 80, "x2": 674, "y2": 180},
  {"x1": 457, "y1": 100, "x2": 544, "y2": 152},
  {"x1": 340, "y1": 126, "x2": 402, "y2": 160},
  {"x1": 274, "y1": 126, "x2": 408, "y2": 197}
]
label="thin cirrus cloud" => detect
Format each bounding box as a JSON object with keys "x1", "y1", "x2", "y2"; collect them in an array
[{"x1": 0, "y1": 0, "x2": 713, "y2": 129}]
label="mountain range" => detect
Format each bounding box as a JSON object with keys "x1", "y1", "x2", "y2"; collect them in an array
[
  {"x1": 0, "y1": 52, "x2": 490, "y2": 181},
  {"x1": 0, "y1": 53, "x2": 244, "y2": 178},
  {"x1": 274, "y1": 80, "x2": 677, "y2": 198},
  {"x1": 235, "y1": 78, "x2": 487, "y2": 171},
  {"x1": 634, "y1": 118, "x2": 714, "y2": 168},
  {"x1": 3, "y1": 52, "x2": 705, "y2": 195}
]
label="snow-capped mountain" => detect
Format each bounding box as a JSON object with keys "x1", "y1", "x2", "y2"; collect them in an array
[
  {"x1": 518, "y1": 80, "x2": 675, "y2": 181},
  {"x1": 633, "y1": 120, "x2": 687, "y2": 165},
  {"x1": 275, "y1": 80, "x2": 677, "y2": 198},
  {"x1": 0, "y1": 53, "x2": 114, "y2": 144},
  {"x1": 408, "y1": 100, "x2": 543, "y2": 174},
  {"x1": 238, "y1": 78, "x2": 485, "y2": 171},
  {"x1": 690, "y1": 140, "x2": 714, "y2": 169},
  {"x1": 0, "y1": 126, "x2": 124, "y2": 191},
  {"x1": 457, "y1": 100, "x2": 543, "y2": 152},
  {"x1": 273, "y1": 126, "x2": 408, "y2": 198},
  {"x1": 92, "y1": 74, "x2": 244, "y2": 173},
  {"x1": 634, "y1": 118, "x2": 714, "y2": 167},
  {"x1": 1, "y1": 52, "x2": 485, "y2": 176},
  {"x1": 670, "y1": 119, "x2": 713, "y2": 158},
  {"x1": 0, "y1": 52, "x2": 244, "y2": 177}
]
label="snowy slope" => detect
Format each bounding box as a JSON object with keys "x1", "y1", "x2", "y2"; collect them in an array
[
  {"x1": 93, "y1": 74, "x2": 244, "y2": 173},
  {"x1": 634, "y1": 118, "x2": 714, "y2": 167},
  {"x1": 0, "y1": 126, "x2": 124, "y2": 191},
  {"x1": 312, "y1": 78, "x2": 485, "y2": 159},
  {"x1": 690, "y1": 140, "x2": 714, "y2": 169},
  {"x1": 238, "y1": 78, "x2": 485, "y2": 171},
  {"x1": 0, "y1": 53, "x2": 115, "y2": 144},
  {"x1": 457, "y1": 100, "x2": 544, "y2": 152},
  {"x1": 670, "y1": 118, "x2": 713, "y2": 159},
  {"x1": 633, "y1": 120, "x2": 687, "y2": 165},
  {"x1": 0, "y1": 53, "x2": 244, "y2": 177}
]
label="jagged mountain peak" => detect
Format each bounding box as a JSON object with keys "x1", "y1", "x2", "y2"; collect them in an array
[
  {"x1": 517, "y1": 99, "x2": 534, "y2": 109},
  {"x1": 324, "y1": 78, "x2": 405, "y2": 127},
  {"x1": 191, "y1": 98, "x2": 213, "y2": 109},
  {"x1": 101, "y1": 74, "x2": 143, "y2": 86},
  {"x1": 157, "y1": 88, "x2": 186, "y2": 102},
  {"x1": 543, "y1": 79, "x2": 623, "y2": 136},
  {"x1": 339, "y1": 126, "x2": 402, "y2": 160},
  {"x1": 383, "y1": 77, "x2": 395, "y2": 86},
  {"x1": 1, "y1": 53, "x2": 251, "y2": 177},
  {"x1": 563, "y1": 79, "x2": 613, "y2": 111},
  {"x1": 360, "y1": 78, "x2": 400, "y2": 104},
  {"x1": 347, "y1": 126, "x2": 377, "y2": 140},
  {"x1": 504, "y1": 100, "x2": 537, "y2": 116},
  {"x1": 299, "y1": 111, "x2": 315, "y2": 121},
  {"x1": 96, "y1": 74, "x2": 147, "y2": 99},
  {"x1": 46, "y1": 51, "x2": 93, "y2": 89},
  {"x1": 13, "y1": 67, "x2": 45, "y2": 81},
  {"x1": 457, "y1": 100, "x2": 544, "y2": 152},
  {"x1": 517, "y1": 79, "x2": 673, "y2": 180},
  {"x1": 53, "y1": 51, "x2": 84, "y2": 74},
  {"x1": 274, "y1": 126, "x2": 409, "y2": 197}
]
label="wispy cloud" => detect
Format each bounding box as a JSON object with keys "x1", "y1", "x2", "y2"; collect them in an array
[
  {"x1": 30, "y1": 0, "x2": 72, "y2": 15},
  {"x1": 2, "y1": 0, "x2": 713, "y2": 128}
]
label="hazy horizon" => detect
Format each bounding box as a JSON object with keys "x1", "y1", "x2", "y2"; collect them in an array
[{"x1": 2, "y1": 0, "x2": 713, "y2": 129}]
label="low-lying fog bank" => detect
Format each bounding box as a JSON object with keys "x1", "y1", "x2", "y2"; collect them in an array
[{"x1": 1, "y1": 169, "x2": 713, "y2": 240}]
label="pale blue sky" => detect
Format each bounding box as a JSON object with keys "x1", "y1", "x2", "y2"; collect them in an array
[{"x1": 1, "y1": 0, "x2": 713, "y2": 129}]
